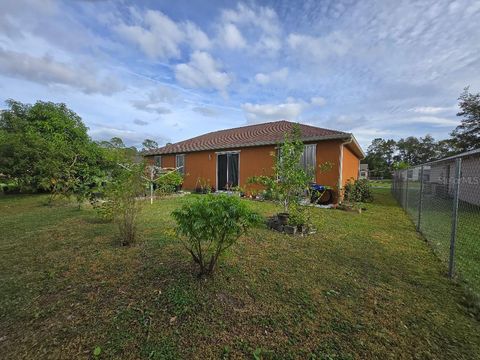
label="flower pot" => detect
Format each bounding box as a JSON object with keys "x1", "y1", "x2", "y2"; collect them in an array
[
  {"x1": 284, "y1": 225, "x2": 297, "y2": 235},
  {"x1": 277, "y1": 212, "x2": 289, "y2": 225},
  {"x1": 297, "y1": 225, "x2": 307, "y2": 234}
]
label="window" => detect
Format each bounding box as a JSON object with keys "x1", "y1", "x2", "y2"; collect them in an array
[
  {"x1": 300, "y1": 144, "x2": 317, "y2": 178},
  {"x1": 154, "y1": 155, "x2": 162, "y2": 167},
  {"x1": 176, "y1": 154, "x2": 185, "y2": 175}
]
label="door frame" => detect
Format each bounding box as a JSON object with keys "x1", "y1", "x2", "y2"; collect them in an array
[{"x1": 215, "y1": 150, "x2": 241, "y2": 190}]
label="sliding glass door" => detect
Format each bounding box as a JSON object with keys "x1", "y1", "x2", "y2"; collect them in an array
[{"x1": 217, "y1": 153, "x2": 239, "y2": 190}]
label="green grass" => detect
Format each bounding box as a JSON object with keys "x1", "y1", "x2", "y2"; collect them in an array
[
  {"x1": 369, "y1": 179, "x2": 392, "y2": 189},
  {"x1": 396, "y1": 181, "x2": 480, "y2": 300},
  {"x1": 1, "y1": 190, "x2": 480, "y2": 359}
]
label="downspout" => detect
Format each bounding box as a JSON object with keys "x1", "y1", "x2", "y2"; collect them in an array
[{"x1": 338, "y1": 136, "x2": 353, "y2": 201}]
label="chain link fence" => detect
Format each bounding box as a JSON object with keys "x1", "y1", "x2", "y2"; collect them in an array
[{"x1": 392, "y1": 149, "x2": 480, "y2": 296}]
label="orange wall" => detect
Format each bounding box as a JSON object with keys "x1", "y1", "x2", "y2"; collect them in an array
[
  {"x1": 342, "y1": 145, "x2": 360, "y2": 186},
  {"x1": 314, "y1": 140, "x2": 342, "y2": 190},
  {"x1": 145, "y1": 140, "x2": 360, "y2": 198}
]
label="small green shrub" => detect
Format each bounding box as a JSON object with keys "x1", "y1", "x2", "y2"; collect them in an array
[
  {"x1": 91, "y1": 198, "x2": 114, "y2": 222},
  {"x1": 107, "y1": 163, "x2": 145, "y2": 246},
  {"x1": 288, "y1": 204, "x2": 310, "y2": 227},
  {"x1": 155, "y1": 170, "x2": 183, "y2": 196},
  {"x1": 172, "y1": 194, "x2": 260, "y2": 276},
  {"x1": 343, "y1": 178, "x2": 373, "y2": 204}
]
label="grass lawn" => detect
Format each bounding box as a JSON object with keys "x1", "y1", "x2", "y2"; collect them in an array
[
  {"x1": 369, "y1": 179, "x2": 392, "y2": 189},
  {"x1": 396, "y1": 181, "x2": 480, "y2": 299},
  {"x1": 1, "y1": 189, "x2": 480, "y2": 359}
]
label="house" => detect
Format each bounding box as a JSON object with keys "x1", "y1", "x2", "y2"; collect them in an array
[
  {"x1": 359, "y1": 163, "x2": 369, "y2": 179},
  {"x1": 426, "y1": 148, "x2": 480, "y2": 206},
  {"x1": 144, "y1": 120, "x2": 365, "y2": 201}
]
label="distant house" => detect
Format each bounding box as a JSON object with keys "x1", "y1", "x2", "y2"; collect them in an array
[
  {"x1": 144, "y1": 120, "x2": 365, "y2": 201},
  {"x1": 359, "y1": 164, "x2": 369, "y2": 179},
  {"x1": 426, "y1": 149, "x2": 480, "y2": 206}
]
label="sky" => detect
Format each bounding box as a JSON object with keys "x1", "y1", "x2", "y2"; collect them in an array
[{"x1": 1, "y1": 0, "x2": 479, "y2": 150}]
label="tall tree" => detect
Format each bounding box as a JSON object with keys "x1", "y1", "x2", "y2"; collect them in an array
[
  {"x1": 364, "y1": 138, "x2": 396, "y2": 178},
  {"x1": 142, "y1": 139, "x2": 158, "y2": 151},
  {"x1": 0, "y1": 99, "x2": 106, "y2": 197},
  {"x1": 451, "y1": 87, "x2": 480, "y2": 152}
]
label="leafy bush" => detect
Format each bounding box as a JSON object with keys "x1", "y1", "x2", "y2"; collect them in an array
[
  {"x1": 155, "y1": 170, "x2": 183, "y2": 196},
  {"x1": 343, "y1": 178, "x2": 374, "y2": 204},
  {"x1": 107, "y1": 163, "x2": 145, "y2": 245},
  {"x1": 172, "y1": 194, "x2": 260, "y2": 275},
  {"x1": 288, "y1": 204, "x2": 309, "y2": 227},
  {"x1": 91, "y1": 198, "x2": 114, "y2": 222}
]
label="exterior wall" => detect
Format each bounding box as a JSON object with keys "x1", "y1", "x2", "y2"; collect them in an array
[
  {"x1": 314, "y1": 140, "x2": 342, "y2": 189},
  {"x1": 341, "y1": 144, "x2": 360, "y2": 187},
  {"x1": 183, "y1": 151, "x2": 216, "y2": 190},
  {"x1": 238, "y1": 145, "x2": 276, "y2": 191},
  {"x1": 146, "y1": 139, "x2": 361, "y2": 202}
]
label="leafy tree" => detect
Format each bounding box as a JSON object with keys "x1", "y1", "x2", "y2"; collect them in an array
[
  {"x1": 142, "y1": 139, "x2": 158, "y2": 151},
  {"x1": 172, "y1": 194, "x2": 260, "y2": 276},
  {"x1": 0, "y1": 99, "x2": 106, "y2": 202},
  {"x1": 364, "y1": 138, "x2": 396, "y2": 178},
  {"x1": 451, "y1": 87, "x2": 480, "y2": 152},
  {"x1": 98, "y1": 137, "x2": 138, "y2": 170},
  {"x1": 109, "y1": 137, "x2": 125, "y2": 148},
  {"x1": 248, "y1": 125, "x2": 311, "y2": 212}
]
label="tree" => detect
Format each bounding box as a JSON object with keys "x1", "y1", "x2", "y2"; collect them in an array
[
  {"x1": 142, "y1": 139, "x2": 158, "y2": 151},
  {"x1": 248, "y1": 124, "x2": 311, "y2": 213},
  {"x1": 451, "y1": 87, "x2": 480, "y2": 152},
  {"x1": 0, "y1": 99, "x2": 106, "y2": 201},
  {"x1": 364, "y1": 138, "x2": 396, "y2": 178},
  {"x1": 172, "y1": 194, "x2": 260, "y2": 276}
]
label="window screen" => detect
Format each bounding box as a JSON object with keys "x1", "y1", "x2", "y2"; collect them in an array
[
  {"x1": 176, "y1": 154, "x2": 185, "y2": 175},
  {"x1": 154, "y1": 155, "x2": 162, "y2": 167},
  {"x1": 300, "y1": 144, "x2": 316, "y2": 178}
]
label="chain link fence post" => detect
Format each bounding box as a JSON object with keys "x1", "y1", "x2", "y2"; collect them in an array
[
  {"x1": 417, "y1": 166, "x2": 424, "y2": 232},
  {"x1": 448, "y1": 158, "x2": 462, "y2": 278},
  {"x1": 404, "y1": 171, "x2": 409, "y2": 210}
]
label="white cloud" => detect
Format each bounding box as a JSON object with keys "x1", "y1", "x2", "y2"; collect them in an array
[
  {"x1": 175, "y1": 51, "x2": 231, "y2": 93},
  {"x1": 242, "y1": 96, "x2": 328, "y2": 123},
  {"x1": 220, "y1": 23, "x2": 247, "y2": 49},
  {"x1": 310, "y1": 96, "x2": 327, "y2": 107},
  {"x1": 409, "y1": 106, "x2": 457, "y2": 114},
  {"x1": 131, "y1": 86, "x2": 177, "y2": 114},
  {"x1": 402, "y1": 116, "x2": 459, "y2": 127},
  {"x1": 192, "y1": 106, "x2": 219, "y2": 117},
  {"x1": 242, "y1": 98, "x2": 308, "y2": 123},
  {"x1": 115, "y1": 9, "x2": 210, "y2": 60},
  {"x1": 255, "y1": 67, "x2": 288, "y2": 85},
  {"x1": 184, "y1": 21, "x2": 211, "y2": 49},
  {"x1": 217, "y1": 3, "x2": 282, "y2": 53},
  {"x1": 287, "y1": 31, "x2": 351, "y2": 61},
  {"x1": 133, "y1": 118, "x2": 149, "y2": 126},
  {"x1": 0, "y1": 47, "x2": 123, "y2": 95}
]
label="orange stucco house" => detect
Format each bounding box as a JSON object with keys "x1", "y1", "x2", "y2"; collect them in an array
[{"x1": 144, "y1": 120, "x2": 364, "y2": 201}]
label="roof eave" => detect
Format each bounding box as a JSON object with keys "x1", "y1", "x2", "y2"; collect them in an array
[{"x1": 144, "y1": 133, "x2": 352, "y2": 156}]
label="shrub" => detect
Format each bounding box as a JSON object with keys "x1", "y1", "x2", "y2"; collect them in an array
[
  {"x1": 155, "y1": 170, "x2": 183, "y2": 196},
  {"x1": 107, "y1": 163, "x2": 145, "y2": 246},
  {"x1": 343, "y1": 178, "x2": 374, "y2": 204},
  {"x1": 172, "y1": 194, "x2": 261, "y2": 276}
]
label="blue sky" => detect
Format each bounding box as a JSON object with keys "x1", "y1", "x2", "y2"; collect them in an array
[{"x1": 1, "y1": 0, "x2": 479, "y2": 149}]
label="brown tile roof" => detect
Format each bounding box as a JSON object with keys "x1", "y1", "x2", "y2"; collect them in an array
[{"x1": 144, "y1": 120, "x2": 351, "y2": 155}]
